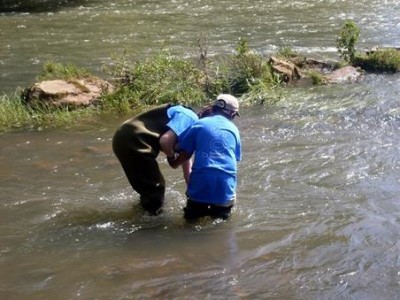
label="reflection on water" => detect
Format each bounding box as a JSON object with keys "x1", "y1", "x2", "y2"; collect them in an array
[{"x1": 1, "y1": 73, "x2": 399, "y2": 298}]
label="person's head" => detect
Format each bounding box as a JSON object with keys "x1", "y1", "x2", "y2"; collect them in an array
[
  {"x1": 198, "y1": 94, "x2": 240, "y2": 119},
  {"x1": 212, "y1": 94, "x2": 240, "y2": 120}
]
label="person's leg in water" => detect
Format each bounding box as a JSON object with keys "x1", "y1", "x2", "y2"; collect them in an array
[
  {"x1": 113, "y1": 130, "x2": 165, "y2": 215},
  {"x1": 135, "y1": 154, "x2": 166, "y2": 215},
  {"x1": 119, "y1": 152, "x2": 165, "y2": 215},
  {"x1": 183, "y1": 198, "x2": 233, "y2": 221},
  {"x1": 183, "y1": 198, "x2": 210, "y2": 221},
  {"x1": 209, "y1": 204, "x2": 233, "y2": 220}
]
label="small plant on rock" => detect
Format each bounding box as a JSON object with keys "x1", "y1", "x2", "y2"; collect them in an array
[{"x1": 336, "y1": 20, "x2": 360, "y2": 64}]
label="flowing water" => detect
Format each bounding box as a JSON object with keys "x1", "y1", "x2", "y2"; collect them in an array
[
  {"x1": 1, "y1": 0, "x2": 400, "y2": 299},
  {"x1": 1, "y1": 0, "x2": 400, "y2": 92}
]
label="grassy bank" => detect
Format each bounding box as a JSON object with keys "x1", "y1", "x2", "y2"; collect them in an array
[
  {"x1": 0, "y1": 39, "x2": 283, "y2": 133},
  {"x1": 1, "y1": 21, "x2": 400, "y2": 133},
  {"x1": 0, "y1": 90, "x2": 99, "y2": 131}
]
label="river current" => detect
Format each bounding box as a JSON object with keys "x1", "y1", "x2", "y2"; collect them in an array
[{"x1": 1, "y1": 0, "x2": 400, "y2": 299}]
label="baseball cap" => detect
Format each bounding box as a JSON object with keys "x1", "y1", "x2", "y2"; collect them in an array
[{"x1": 213, "y1": 94, "x2": 240, "y2": 117}]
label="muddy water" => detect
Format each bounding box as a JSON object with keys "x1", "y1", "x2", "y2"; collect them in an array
[
  {"x1": 1, "y1": 0, "x2": 400, "y2": 92},
  {"x1": 1, "y1": 73, "x2": 399, "y2": 299},
  {"x1": 1, "y1": 0, "x2": 400, "y2": 298}
]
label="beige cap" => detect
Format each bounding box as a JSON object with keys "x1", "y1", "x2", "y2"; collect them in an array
[{"x1": 213, "y1": 94, "x2": 240, "y2": 116}]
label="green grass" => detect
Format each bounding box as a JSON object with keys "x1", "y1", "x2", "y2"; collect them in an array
[
  {"x1": 104, "y1": 41, "x2": 282, "y2": 111},
  {"x1": 307, "y1": 70, "x2": 328, "y2": 85},
  {"x1": 38, "y1": 61, "x2": 92, "y2": 81},
  {"x1": 354, "y1": 49, "x2": 400, "y2": 73},
  {"x1": 0, "y1": 91, "x2": 32, "y2": 131},
  {"x1": 0, "y1": 90, "x2": 98, "y2": 132},
  {"x1": 2, "y1": 31, "x2": 400, "y2": 133}
]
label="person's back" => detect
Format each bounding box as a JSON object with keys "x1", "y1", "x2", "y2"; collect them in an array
[
  {"x1": 185, "y1": 114, "x2": 241, "y2": 205},
  {"x1": 112, "y1": 104, "x2": 198, "y2": 215},
  {"x1": 175, "y1": 94, "x2": 242, "y2": 220}
]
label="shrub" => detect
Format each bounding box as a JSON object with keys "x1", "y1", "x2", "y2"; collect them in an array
[
  {"x1": 107, "y1": 50, "x2": 206, "y2": 107},
  {"x1": 1, "y1": 39, "x2": 290, "y2": 132},
  {"x1": 307, "y1": 70, "x2": 327, "y2": 85},
  {"x1": 227, "y1": 38, "x2": 277, "y2": 94},
  {"x1": 103, "y1": 40, "x2": 284, "y2": 111},
  {"x1": 195, "y1": 36, "x2": 230, "y2": 97},
  {"x1": 336, "y1": 20, "x2": 360, "y2": 64},
  {"x1": 99, "y1": 86, "x2": 140, "y2": 114},
  {"x1": 354, "y1": 49, "x2": 400, "y2": 73}
]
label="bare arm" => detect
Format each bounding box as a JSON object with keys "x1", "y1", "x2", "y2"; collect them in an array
[
  {"x1": 167, "y1": 151, "x2": 191, "y2": 169},
  {"x1": 160, "y1": 130, "x2": 192, "y2": 184},
  {"x1": 181, "y1": 158, "x2": 192, "y2": 185},
  {"x1": 159, "y1": 129, "x2": 177, "y2": 158},
  {"x1": 167, "y1": 151, "x2": 192, "y2": 184}
]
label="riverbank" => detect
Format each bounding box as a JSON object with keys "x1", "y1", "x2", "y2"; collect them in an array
[
  {"x1": 0, "y1": 39, "x2": 287, "y2": 133},
  {"x1": 1, "y1": 26, "x2": 400, "y2": 133}
]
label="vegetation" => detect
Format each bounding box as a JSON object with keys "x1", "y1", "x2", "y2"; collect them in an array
[
  {"x1": 335, "y1": 20, "x2": 400, "y2": 73},
  {"x1": 38, "y1": 61, "x2": 91, "y2": 81},
  {"x1": 307, "y1": 70, "x2": 327, "y2": 85},
  {"x1": 100, "y1": 37, "x2": 283, "y2": 115},
  {"x1": 1, "y1": 21, "x2": 400, "y2": 133},
  {"x1": 277, "y1": 46, "x2": 299, "y2": 59},
  {"x1": 336, "y1": 20, "x2": 360, "y2": 64},
  {"x1": 104, "y1": 50, "x2": 206, "y2": 110},
  {"x1": 228, "y1": 38, "x2": 281, "y2": 94},
  {"x1": 0, "y1": 90, "x2": 97, "y2": 131},
  {"x1": 0, "y1": 39, "x2": 282, "y2": 132},
  {"x1": 354, "y1": 48, "x2": 400, "y2": 73},
  {"x1": 0, "y1": 91, "x2": 32, "y2": 130}
]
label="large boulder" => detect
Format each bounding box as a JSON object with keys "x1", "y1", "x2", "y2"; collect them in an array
[
  {"x1": 23, "y1": 78, "x2": 113, "y2": 108},
  {"x1": 324, "y1": 66, "x2": 363, "y2": 84},
  {"x1": 269, "y1": 56, "x2": 303, "y2": 82}
]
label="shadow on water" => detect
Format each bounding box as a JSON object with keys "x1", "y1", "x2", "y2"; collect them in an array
[{"x1": 0, "y1": 0, "x2": 98, "y2": 13}]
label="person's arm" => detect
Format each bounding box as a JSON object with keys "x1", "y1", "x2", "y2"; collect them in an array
[
  {"x1": 159, "y1": 129, "x2": 177, "y2": 158},
  {"x1": 181, "y1": 158, "x2": 192, "y2": 184},
  {"x1": 160, "y1": 129, "x2": 192, "y2": 170},
  {"x1": 168, "y1": 150, "x2": 192, "y2": 185},
  {"x1": 167, "y1": 150, "x2": 191, "y2": 169}
]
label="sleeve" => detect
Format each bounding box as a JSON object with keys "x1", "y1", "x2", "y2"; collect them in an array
[
  {"x1": 166, "y1": 107, "x2": 197, "y2": 140},
  {"x1": 176, "y1": 124, "x2": 199, "y2": 155},
  {"x1": 235, "y1": 132, "x2": 242, "y2": 162}
]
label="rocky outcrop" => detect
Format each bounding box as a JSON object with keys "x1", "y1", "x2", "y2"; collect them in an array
[
  {"x1": 324, "y1": 65, "x2": 363, "y2": 84},
  {"x1": 21, "y1": 55, "x2": 366, "y2": 110},
  {"x1": 269, "y1": 56, "x2": 363, "y2": 85},
  {"x1": 269, "y1": 56, "x2": 303, "y2": 82},
  {"x1": 23, "y1": 78, "x2": 113, "y2": 108}
]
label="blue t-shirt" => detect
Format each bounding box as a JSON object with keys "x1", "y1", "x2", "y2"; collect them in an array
[
  {"x1": 178, "y1": 115, "x2": 241, "y2": 205},
  {"x1": 166, "y1": 105, "x2": 199, "y2": 141}
]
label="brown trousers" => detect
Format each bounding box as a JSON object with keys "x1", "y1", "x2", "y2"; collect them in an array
[{"x1": 112, "y1": 105, "x2": 170, "y2": 213}]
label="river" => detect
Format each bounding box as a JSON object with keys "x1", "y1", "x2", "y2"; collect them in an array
[
  {"x1": 1, "y1": 0, "x2": 400, "y2": 299},
  {"x1": 1, "y1": 0, "x2": 400, "y2": 92}
]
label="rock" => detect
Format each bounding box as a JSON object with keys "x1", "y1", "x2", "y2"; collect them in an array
[
  {"x1": 294, "y1": 58, "x2": 335, "y2": 74},
  {"x1": 268, "y1": 55, "x2": 365, "y2": 86},
  {"x1": 324, "y1": 66, "x2": 363, "y2": 84},
  {"x1": 23, "y1": 78, "x2": 113, "y2": 108},
  {"x1": 269, "y1": 56, "x2": 303, "y2": 82}
]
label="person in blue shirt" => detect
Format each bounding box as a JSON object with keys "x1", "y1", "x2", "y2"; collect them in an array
[
  {"x1": 112, "y1": 104, "x2": 198, "y2": 215},
  {"x1": 170, "y1": 94, "x2": 242, "y2": 220}
]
